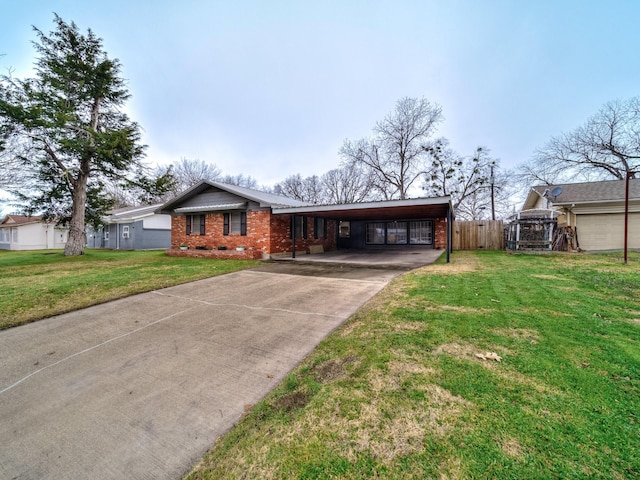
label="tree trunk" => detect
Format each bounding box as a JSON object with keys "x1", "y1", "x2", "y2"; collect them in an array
[{"x1": 64, "y1": 171, "x2": 88, "y2": 256}]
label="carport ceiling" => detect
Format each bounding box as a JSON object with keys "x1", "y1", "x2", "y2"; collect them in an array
[{"x1": 273, "y1": 198, "x2": 452, "y2": 221}]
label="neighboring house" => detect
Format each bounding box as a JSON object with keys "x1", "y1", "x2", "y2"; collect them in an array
[
  {"x1": 521, "y1": 179, "x2": 640, "y2": 251},
  {"x1": 0, "y1": 214, "x2": 68, "y2": 250},
  {"x1": 156, "y1": 181, "x2": 454, "y2": 259},
  {"x1": 86, "y1": 204, "x2": 171, "y2": 250}
]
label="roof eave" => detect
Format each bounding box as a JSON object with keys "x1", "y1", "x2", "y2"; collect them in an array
[{"x1": 272, "y1": 196, "x2": 453, "y2": 215}]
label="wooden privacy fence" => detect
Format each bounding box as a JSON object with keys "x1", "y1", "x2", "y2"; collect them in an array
[{"x1": 453, "y1": 220, "x2": 504, "y2": 250}]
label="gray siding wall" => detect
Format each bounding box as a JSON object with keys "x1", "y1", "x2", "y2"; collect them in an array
[
  {"x1": 179, "y1": 188, "x2": 247, "y2": 209},
  {"x1": 118, "y1": 222, "x2": 135, "y2": 250},
  {"x1": 133, "y1": 220, "x2": 170, "y2": 250}
]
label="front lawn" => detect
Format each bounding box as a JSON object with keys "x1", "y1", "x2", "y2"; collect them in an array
[
  {"x1": 0, "y1": 249, "x2": 259, "y2": 330},
  {"x1": 186, "y1": 250, "x2": 640, "y2": 479}
]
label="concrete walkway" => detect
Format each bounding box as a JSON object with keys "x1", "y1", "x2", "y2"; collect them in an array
[
  {"x1": 0, "y1": 265, "x2": 405, "y2": 480},
  {"x1": 273, "y1": 247, "x2": 445, "y2": 269}
]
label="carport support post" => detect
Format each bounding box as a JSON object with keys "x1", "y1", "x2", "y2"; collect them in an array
[
  {"x1": 291, "y1": 215, "x2": 296, "y2": 258},
  {"x1": 446, "y1": 207, "x2": 452, "y2": 263}
]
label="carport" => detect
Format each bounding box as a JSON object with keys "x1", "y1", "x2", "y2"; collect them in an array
[{"x1": 273, "y1": 196, "x2": 454, "y2": 263}]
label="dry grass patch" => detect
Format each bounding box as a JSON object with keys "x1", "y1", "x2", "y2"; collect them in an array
[
  {"x1": 311, "y1": 356, "x2": 358, "y2": 383},
  {"x1": 501, "y1": 437, "x2": 525, "y2": 458},
  {"x1": 438, "y1": 456, "x2": 465, "y2": 480},
  {"x1": 492, "y1": 327, "x2": 540, "y2": 341},
  {"x1": 415, "y1": 254, "x2": 480, "y2": 275},
  {"x1": 433, "y1": 342, "x2": 512, "y2": 364},
  {"x1": 530, "y1": 274, "x2": 566, "y2": 281},
  {"x1": 309, "y1": 380, "x2": 472, "y2": 463},
  {"x1": 429, "y1": 304, "x2": 491, "y2": 314}
]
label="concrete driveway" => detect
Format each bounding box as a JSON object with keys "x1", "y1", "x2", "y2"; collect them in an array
[{"x1": 0, "y1": 264, "x2": 403, "y2": 480}]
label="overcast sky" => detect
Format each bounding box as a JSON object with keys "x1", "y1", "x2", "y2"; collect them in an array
[{"x1": 1, "y1": 0, "x2": 639, "y2": 192}]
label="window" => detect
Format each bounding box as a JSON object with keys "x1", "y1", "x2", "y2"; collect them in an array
[
  {"x1": 12, "y1": 228, "x2": 18, "y2": 243},
  {"x1": 0, "y1": 229, "x2": 7, "y2": 242},
  {"x1": 386, "y1": 221, "x2": 407, "y2": 244},
  {"x1": 122, "y1": 225, "x2": 130, "y2": 239},
  {"x1": 409, "y1": 220, "x2": 432, "y2": 245},
  {"x1": 365, "y1": 220, "x2": 433, "y2": 245},
  {"x1": 314, "y1": 217, "x2": 326, "y2": 239},
  {"x1": 223, "y1": 212, "x2": 247, "y2": 236},
  {"x1": 186, "y1": 214, "x2": 205, "y2": 235},
  {"x1": 366, "y1": 222, "x2": 385, "y2": 244},
  {"x1": 291, "y1": 216, "x2": 307, "y2": 239}
]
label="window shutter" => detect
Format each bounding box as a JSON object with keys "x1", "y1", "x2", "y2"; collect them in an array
[
  {"x1": 314, "y1": 217, "x2": 319, "y2": 239},
  {"x1": 240, "y1": 212, "x2": 247, "y2": 236},
  {"x1": 303, "y1": 216, "x2": 308, "y2": 239},
  {"x1": 199, "y1": 215, "x2": 206, "y2": 235},
  {"x1": 186, "y1": 215, "x2": 192, "y2": 235},
  {"x1": 223, "y1": 213, "x2": 230, "y2": 236},
  {"x1": 324, "y1": 219, "x2": 328, "y2": 239}
]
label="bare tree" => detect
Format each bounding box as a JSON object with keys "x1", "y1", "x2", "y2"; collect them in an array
[
  {"x1": 532, "y1": 97, "x2": 640, "y2": 183},
  {"x1": 424, "y1": 142, "x2": 513, "y2": 219},
  {"x1": 219, "y1": 173, "x2": 259, "y2": 189},
  {"x1": 340, "y1": 97, "x2": 443, "y2": 199},
  {"x1": 321, "y1": 163, "x2": 376, "y2": 204},
  {"x1": 170, "y1": 158, "x2": 221, "y2": 192},
  {"x1": 273, "y1": 174, "x2": 325, "y2": 204}
]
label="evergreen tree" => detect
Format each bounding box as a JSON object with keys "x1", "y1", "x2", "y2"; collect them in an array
[{"x1": 0, "y1": 15, "x2": 145, "y2": 255}]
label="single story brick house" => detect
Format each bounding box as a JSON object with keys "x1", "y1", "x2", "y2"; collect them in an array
[
  {"x1": 157, "y1": 181, "x2": 454, "y2": 260},
  {"x1": 0, "y1": 214, "x2": 68, "y2": 250},
  {"x1": 522, "y1": 178, "x2": 640, "y2": 251},
  {"x1": 86, "y1": 203, "x2": 171, "y2": 250}
]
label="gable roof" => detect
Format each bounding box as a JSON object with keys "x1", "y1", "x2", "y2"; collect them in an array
[
  {"x1": 523, "y1": 178, "x2": 640, "y2": 210},
  {"x1": 0, "y1": 214, "x2": 43, "y2": 227},
  {"x1": 157, "y1": 180, "x2": 309, "y2": 214},
  {"x1": 107, "y1": 204, "x2": 165, "y2": 222}
]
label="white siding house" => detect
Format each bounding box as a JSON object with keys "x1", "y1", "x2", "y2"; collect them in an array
[{"x1": 0, "y1": 215, "x2": 68, "y2": 250}]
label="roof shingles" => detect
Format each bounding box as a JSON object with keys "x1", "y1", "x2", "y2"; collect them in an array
[{"x1": 532, "y1": 179, "x2": 640, "y2": 204}]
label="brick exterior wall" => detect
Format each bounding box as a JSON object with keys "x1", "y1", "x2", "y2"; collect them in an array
[
  {"x1": 167, "y1": 210, "x2": 337, "y2": 258},
  {"x1": 434, "y1": 218, "x2": 448, "y2": 249},
  {"x1": 268, "y1": 214, "x2": 336, "y2": 254}
]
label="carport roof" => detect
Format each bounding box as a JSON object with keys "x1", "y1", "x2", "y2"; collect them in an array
[{"x1": 273, "y1": 196, "x2": 453, "y2": 221}]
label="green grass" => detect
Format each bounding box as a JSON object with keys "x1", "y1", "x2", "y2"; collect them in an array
[
  {"x1": 0, "y1": 249, "x2": 259, "y2": 329},
  {"x1": 186, "y1": 251, "x2": 640, "y2": 480}
]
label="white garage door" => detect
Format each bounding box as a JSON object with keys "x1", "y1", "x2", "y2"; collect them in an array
[{"x1": 576, "y1": 213, "x2": 640, "y2": 251}]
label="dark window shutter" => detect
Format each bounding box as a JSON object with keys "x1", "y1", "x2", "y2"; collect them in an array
[
  {"x1": 303, "y1": 216, "x2": 308, "y2": 239},
  {"x1": 240, "y1": 212, "x2": 247, "y2": 236},
  {"x1": 314, "y1": 217, "x2": 319, "y2": 239},
  {"x1": 199, "y1": 215, "x2": 206, "y2": 235},
  {"x1": 223, "y1": 213, "x2": 230, "y2": 236},
  {"x1": 186, "y1": 215, "x2": 192, "y2": 235},
  {"x1": 324, "y1": 219, "x2": 328, "y2": 239}
]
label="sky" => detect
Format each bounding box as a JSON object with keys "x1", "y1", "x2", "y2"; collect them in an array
[{"x1": 1, "y1": 0, "x2": 639, "y2": 197}]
